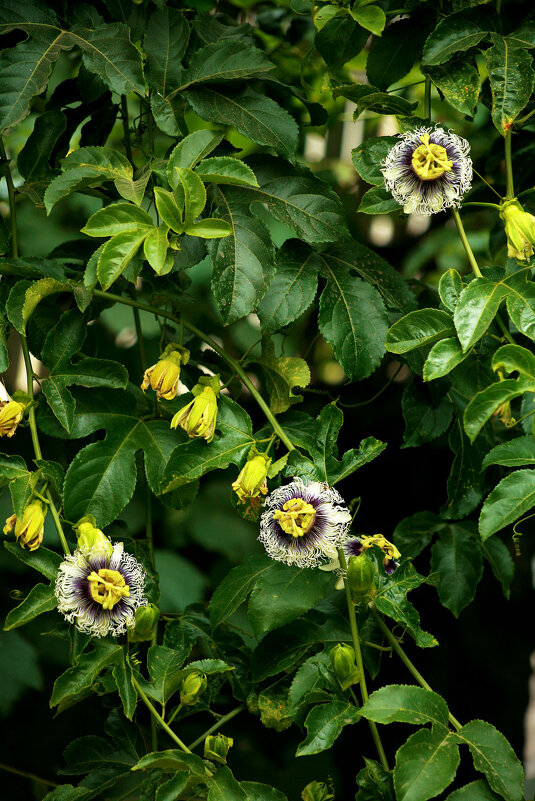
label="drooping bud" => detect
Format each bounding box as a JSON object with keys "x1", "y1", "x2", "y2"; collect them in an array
[
  {"x1": 346, "y1": 553, "x2": 376, "y2": 601},
  {"x1": 302, "y1": 780, "x2": 335, "y2": 801},
  {"x1": 141, "y1": 344, "x2": 190, "y2": 400},
  {"x1": 170, "y1": 375, "x2": 220, "y2": 443},
  {"x1": 5, "y1": 500, "x2": 47, "y2": 551},
  {"x1": 494, "y1": 400, "x2": 514, "y2": 427},
  {"x1": 499, "y1": 199, "x2": 535, "y2": 261},
  {"x1": 204, "y1": 733, "x2": 234, "y2": 764},
  {"x1": 329, "y1": 643, "x2": 361, "y2": 691},
  {"x1": 0, "y1": 397, "x2": 24, "y2": 438},
  {"x1": 232, "y1": 447, "x2": 271, "y2": 503},
  {"x1": 128, "y1": 603, "x2": 159, "y2": 642},
  {"x1": 74, "y1": 516, "x2": 113, "y2": 560},
  {"x1": 180, "y1": 670, "x2": 207, "y2": 706}
]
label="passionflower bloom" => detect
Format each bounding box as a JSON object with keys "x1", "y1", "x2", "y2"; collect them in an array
[
  {"x1": 258, "y1": 478, "x2": 351, "y2": 568},
  {"x1": 141, "y1": 344, "x2": 190, "y2": 401},
  {"x1": 381, "y1": 126, "x2": 472, "y2": 216},
  {"x1": 4, "y1": 500, "x2": 46, "y2": 551},
  {"x1": 345, "y1": 534, "x2": 400, "y2": 575},
  {"x1": 499, "y1": 199, "x2": 535, "y2": 260},
  {"x1": 171, "y1": 375, "x2": 220, "y2": 442},
  {"x1": 55, "y1": 541, "x2": 148, "y2": 638}
]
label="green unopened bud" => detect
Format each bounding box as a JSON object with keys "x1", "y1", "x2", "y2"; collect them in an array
[
  {"x1": 128, "y1": 603, "x2": 159, "y2": 642},
  {"x1": 74, "y1": 516, "x2": 113, "y2": 559},
  {"x1": 4, "y1": 500, "x2": 47, "y2": 551},
  {"x1": 346, "y1": 553, "x2": 376, "y2": 601},
  {"x1": 180, "y1": 670, "x2": 207, "y2": 705},
  {"x1": 141, "y1": 344, "x2": 190, "y2": 400},
  {"x1": 499, "y1": 199, "x2": 535, "y2": 261},
  {"x1": 204, "y1": 733, "x2": 234, "y2": 764},
  {"x1": 171, "y1": 375, "x2": 220, "y2": 443},
  {"x1": 232, "y1": 447, "x2": 271, "y2": 503},
  {"x1": 302, "y1": 780, "x2": 335, "y2": 801},
  {"x1": 329, "y1": 643, "x2": 360, "y2": 691}
]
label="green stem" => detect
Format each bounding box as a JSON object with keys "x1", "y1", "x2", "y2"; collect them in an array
[
  {"x1": 132, "y1": 675, "x2": 193, "y2": 753},
  {"x1": 423, "y1": 76, "x2": 432, "y2": 120},
  {"x1": 462, "y1": 202, "x2": 501, "y2": 209},
  {"x1": 0, "y1": 138, "x2": 18, "y2": 257},
  {"x1": 188, "y1": 705, "x2": 245, "y2": 750},
  {"x1": 0, "y1": 761, "x2": 58, "y2": 788},
  {"x1": 121, "y1": 96, "x2": 133, "y2": 166},
  {"x1": 133, "y1": 306, "x2": 147, "y2": 371},
  {"x1": 370, "y1": 608, "x2": 462, "y2": 732},
  {"x1": 451, "y1": 208, "x2": 482, "y2": 278},
  {"x1": 93, "y1": 290, "x2": 296, "y2": 453},
  {"x1": 338, "y1": 549, "x2": 389, "y2": 770},
  {"x1": 504, "y1": 129, "x2": 514, "y2": 200},
  {"x1": 20, "y1": 337, "x2": 71, "y2": 555}
]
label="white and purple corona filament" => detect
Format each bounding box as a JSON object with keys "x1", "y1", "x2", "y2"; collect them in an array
[
  {"x1": 258, "y1": 478, "x2": 351, "y2": 568},
  {"x1": 55, "y1": 542, "x2": 148, "y2": 638},
  {"x1": 381, "y1": 126, "x2": 472, "y2": 216}
]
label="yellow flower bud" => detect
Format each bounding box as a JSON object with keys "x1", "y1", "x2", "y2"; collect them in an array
[
  {"x1": 180, "y1": 670, "x2": 207, "y2": 705},
  {"x1": 141, "y1": 344, "x2": 190, "y2": 400},
  {"x1": 329, "y1": 643, "x2": 361, "y2": 691},
  {"x1": 5, "y1": 501, "x2": 46, "y2": 551},
  {"x1": 128, "y1": 603, "x2": 159, "y2": 642},
  {"x1": 232, "y1": 448, "x2": 271, "y2": 504},
  {"x1": 170, "y1": 376, "x2": 220, "y2": 443},
  {"x1": 0, "y1": 399, "x2": 24, "y2": 438},
  {"x1": 204, "y1": 733, "x2": 233, "y2": 764},
  {"x1": 75, "y1": 517, "x2": 113, "y2": 559},
  {"x1": 499, "y1": 199, "x2": 535, "y2": 261}
]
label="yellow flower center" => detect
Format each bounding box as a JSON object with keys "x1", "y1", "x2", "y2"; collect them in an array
[
  {"x1": 88, "y1": 568, "x2": 130, "y2": 610},
  {"x1": 411, "y1": 134, "x2": 453, "y2": 181},
  {"x1": 274, "y1": 498, "x2": 316, "y2": 538}
]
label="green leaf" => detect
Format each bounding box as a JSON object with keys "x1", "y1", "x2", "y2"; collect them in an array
[
  {"x1": 167, "y1": 131, "x2": 224, "y2": 179},
  {"x1": 50, "y1": 640, "x2": 122, "y2": 707},
  {"x1": 424, "y1": 338, "x2": 468, "y2": 381},
  {"x1": 425, "y1": 57, "x2": 480, "y2": 116},
  {"x1": 180, "y1": 41, "x2": 275, "y2": 88},
  {"x1": 402, "y1": 383, "x2": 452, "y2": 448},
  {"x1": 132, "y1": 749, "x2": 206, "y2": 775},
  {"x1": 366, "y1": 18, "x2": 433, "y2": 91},
  {"x1": 479, "y1": 468, "x2": 535, "y2": 540},
  {"x1": 485, "y1": 36, "x2": 535, "y2": 135},
  {"x1": 241, "y1": 781, "x2": 288, "y2": 801},
  {"x1": 0, "y1": 630, "x2": 42, "y2": 717},
  {"x1": 441, "y1": 421, "x2": 485, "y2": 519},
  {"x1": 318, "y1": 255, "x2": 387, "y2": 380},
  {"x1": 208, "y1": 766, "x2": 247, "y2": 801},
  {"x1": 184, "y1": 86, "x2": 299, "y2": 163},
  {"x1": 140, "y1": 645, "x2": 188, "y2": 705},
  {"x1": 354, "y1": 92, "x2": 418, "y2": 118},
  {"x1": 386, "y1": 309, "x2": 455, "y2": 354},
  {"x1": 255, "y1": 338, "x2": 310, "y2": 413},
  {"x1": 40, "y1": 309, "x2": 128, "y2": 432},
  {"x1": 0, "y1": 452, "x2": 28, "y2": 483},
  {"x1": 144, "y1": 7, "x2": 189, "y2": 94},
  {"x1": 77, "y1": 22, "x2": 145, "y2": 95},
  {"x1": 393, "y1": 511, "x2": 442, "y2": 559},
  {"x1": 60, "y1": 734, "x2": 135, "y2": 774},
  {"x1": 195, "y1": 157, "x2": 259, "y2": 188},
  {"x1": 81, "y1": 202, "x2": 153, "y2": 237},
  {"x1": 464, "y1": 379, "x2": 530, "y2": 442},
  {"x1": 44, "y1": 147, "x2": 133, "y2": 213},
  {"x1": 209, "y1": 554, "x2": 273, "y2": 628},
  {"x1": 97, "y1": 229, "x2": 150, "y2": 289},
  {"x1": 430, "y1": 523, "x2": 483, "y2": 616},
  {"x1": 446, "y1": 780, "x2": 502, "y2": 801},
  {"x1": 155, "y1": 771, "x2": 190, "y2": 801},
  {"x1": 360, "y1": 685, "x2": 449, "y2": 729},
  {"x1": 248, "y1": 563, "x2": 331, "y2": 637},
  {"x1": 112, "y1": 654, "x2": 137, "y2": 720},
  {"x1": 454, "y1": 720, "x2": 524, "y2": 801},
  {"x1": 358, "y1": 185, "x2": 401, "y2": 214},
  {"x1": 6, "y1": 277, "x2": 73, "y2": 334},
  {"x1": 4, "y1": 583, "x2": 57, "y2": 631},
  {"x1": 481, "y1": 536, "x2": 514, "y2": 599},
  {"x1": 394, "y1": 728, "x2": 459, "y2": 801},
  {"x1": 439, "y1": 270, "x2": 464, "y2": 313},
  {"x1": 356, "y1": 758, "x2": 395, "y2": 801},
  {"x1": 422, "y1": 8, "x2": 495, "y2": 66},
  {"x1": 175, "y1": 166, "x2": 207, "y2": 223},
  {"x1": 350, "y1": 5, "x2": 385, "y2": 36},
  {"x1": 4, "y1": 541, "x2": 61, "y2": 581},
  {"x1": 154, "y1": 188, "x2": 184, "y2": 233},
  {"x1": 144, "y1": 224, "x2": 170, "y2": 274},
  {"x1": 482, "y1": 435, "x2": 535, "y2": 469},
  {"x1": 505, "y1": 21, "x2": 535, "y2": 49},
  {"x1": 315, "y1": 17, "x2": 368, "y2": 70},
  {"x1": 257, "y1": 241, "x2": 320, "y2": 333},
  {"x1": 17, "y1": 109, "x2": 66, "y2": 190},
  {"x1": 352, "y1": 136, "x2": 398, "y2": 185},
  {"x1": 208, "y1": 188, "x2": 275, "y2": 324},
  {"x1": 296, "y1": 701, "x2": 360, "y2": 756}
]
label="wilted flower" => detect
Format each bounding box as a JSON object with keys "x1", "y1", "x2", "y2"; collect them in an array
[
  {"x1": 232, "y1": 447, "x2": 271, "y2": 503},
  {"x1": 204, "y1": 733, "x2": 233, "y2": 764},
  {"x1": 0, "y1": 397, "x2": 24, "y2": 438},
  {"x1": 141, "y1": 344, "x2": 190, "y2": 400},
  {"x1": 55, "y1": 542, "x2": 147, "y2": 638},
  {"x1": 258, "y1": 478, "x2": 351, "y2": 568},
  {"x1": 499, "y1": 199, "x2": 535, "y2": 260},
  {"x1": 4, "y1": 500, "x2": 46, "y2": 551},
  {"x1": 180, "y1": 670, "x2": 207, "y2": 705},
  {"x1": 345, "y1": 534, "x2": 400, "y2": 575},
  {"x1": 381, "y1": 126, "x2": 472, "y2": 215},
  {"x1": 171, "y1": 375, "x2": 220, "y2": 442}
]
